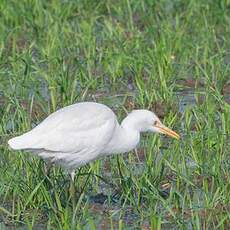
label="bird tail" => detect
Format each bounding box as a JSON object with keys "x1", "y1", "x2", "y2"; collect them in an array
[
  {"x1": 8, "y1": 136, "x2": 25, "y2": 150},
  {"x1": 8, "y1": 136, "x2": 21, "y2": 150}
]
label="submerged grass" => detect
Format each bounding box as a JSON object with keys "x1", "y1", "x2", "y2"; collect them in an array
[{"x1": 0, "y1": 0, "x2": 230, "y2": 229}]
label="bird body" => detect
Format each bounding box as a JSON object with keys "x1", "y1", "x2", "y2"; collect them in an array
[{"x1": 8, "y1": 102, "x2": 180, "y2": 172}]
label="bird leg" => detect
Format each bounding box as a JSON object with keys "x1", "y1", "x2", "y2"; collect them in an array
[{"x1": 70, "y1": 171, "x2": 76, "y2": 210}]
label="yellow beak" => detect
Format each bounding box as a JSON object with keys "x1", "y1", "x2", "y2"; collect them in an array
[{"x1": 155, "y1": 124, "x2": 180, "y2": 140}]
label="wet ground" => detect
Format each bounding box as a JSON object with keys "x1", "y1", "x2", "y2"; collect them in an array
[{"x1": 0, "y1": 78, "x2": 229, "y2": 229}]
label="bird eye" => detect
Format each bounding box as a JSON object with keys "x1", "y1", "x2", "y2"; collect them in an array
[{"x1": 153, "y1": 121, "x2": 158, "y2": 126}]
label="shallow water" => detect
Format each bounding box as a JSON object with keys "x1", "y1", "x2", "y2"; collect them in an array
[{"x1": 176, "y1": 90, "x2": 197, "y2": 114}]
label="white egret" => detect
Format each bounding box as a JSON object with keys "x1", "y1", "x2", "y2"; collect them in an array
[{"x1": 8, "y1": 102, "x2": 180, "y2": 204}]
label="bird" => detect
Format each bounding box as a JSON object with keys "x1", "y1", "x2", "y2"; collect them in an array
[{"x1": 8, "y1": 102, "x2": 180, "y2": 204}]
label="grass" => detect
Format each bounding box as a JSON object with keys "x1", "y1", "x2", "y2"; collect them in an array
[{"x1": 0, "y1": 0, "x2": 230, "y2": 229}]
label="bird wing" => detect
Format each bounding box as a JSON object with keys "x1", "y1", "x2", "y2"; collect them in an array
[{"x1": 8, "y1": 102, "x2": 117, "y2": 155}]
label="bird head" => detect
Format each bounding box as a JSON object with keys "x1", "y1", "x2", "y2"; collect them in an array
[{"x1": 123, "y1": 110, "x2": 180, "y2": 140}]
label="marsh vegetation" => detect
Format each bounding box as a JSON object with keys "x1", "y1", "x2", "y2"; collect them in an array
[{"x1": 0, "y1": 0, "x2": 230, "y2": 229}]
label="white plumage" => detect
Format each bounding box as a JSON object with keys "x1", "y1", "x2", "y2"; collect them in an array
[{"x1": 8, "y1": 102, "x2": 180, "y2": 173}]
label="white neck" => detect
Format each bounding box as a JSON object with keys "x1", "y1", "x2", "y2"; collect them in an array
[{"x1": 103, "y1": 118, "x2": 140, "y2": 155}]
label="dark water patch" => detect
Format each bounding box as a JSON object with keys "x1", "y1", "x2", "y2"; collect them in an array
[
  {"x1": 86, "y1": 202, "x2": 148, "y2": 229},
  {"x1": 222, "y1": 82, "x2": 230, "y2": 104},
  {"x1": 222, "y1": 82, "x2": 230, "y2": 94},
  {"x1": 176, "y1": 90, "x2": 196, "y2": 114},
  {"x1": 176, "y1": 78, "x2": 205, "y2": 89},
  {"x1": 88, "y1": 193, "x2": 118, "y2": 205}
]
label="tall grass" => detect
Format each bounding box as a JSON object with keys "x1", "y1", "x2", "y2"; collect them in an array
[{"x1": 0, "y1": 0, "x2": 230, "y2": 228}]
